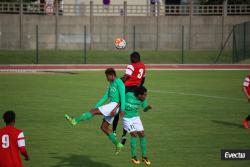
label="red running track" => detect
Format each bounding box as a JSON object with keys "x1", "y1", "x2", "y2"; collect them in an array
[{"x1": 0, "y1": 64, "x2": 250, "y2": 71}]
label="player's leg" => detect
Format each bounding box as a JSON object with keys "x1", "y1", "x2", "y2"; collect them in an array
[
  {"x1": 122, "y1": 117, "x2": 140, "y2": 164},
  {"x1": 121, "y1": 128, "x2": 128, "y2": 145},
  {"x1": 101, "y1": 119, "x2": 118, "y2": 143},
  {"x1": 76, "y1": 108, "x2": 101, "y2": 122},
  {"x1": 243, "y1": 114, "x2": 250, "y2": 128},
  {"x1": 138, "y1": 131, "x2": 150, "y2": 165},
  {"x1": 130, "y1": 132, "x2": 140, "y2": 164},
  {"x1": 112, "y1": 114, "x2": 119, "y2": 135},
  {"x1": 65, "y1": 108, "x2": 101, "y2": 125},
  {"x1": 134, "y1": 117, "x2": 151, "y2": 165},
  {"x1": 101, "y1": 118, "x2": 123, "y2": 154},
  {"x1": 65, "y1": 102, "x2": 119, "y2": 125}
]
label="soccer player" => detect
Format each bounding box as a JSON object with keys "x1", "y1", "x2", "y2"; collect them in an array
[
  {"x1": 0, "y1": 111, "x2": 30, "y2": 167},
  {"x1": 113, "y1": 51, "x2": 146, "y2": 145},
  {"x1": 122, "y1": 86, "x2": 152, "y2": 165},
  {"x1": 242, "y1": 75, "x2": 250, "y2": 129},
  {"x1": 65, "y1": 68, "x2": 125, "y2": 154}
]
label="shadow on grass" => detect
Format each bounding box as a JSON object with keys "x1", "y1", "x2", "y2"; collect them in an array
[
  {"x1": 49, "y1": 153, "x2": 113, "y2": 167},
  {"x1": 211, "y1": 120, "x2": 244, "y2": 129}
]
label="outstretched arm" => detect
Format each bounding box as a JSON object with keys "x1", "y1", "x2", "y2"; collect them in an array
[
  {"x1": 95, "y1": 88, "x2": 109, "y2": 108},
  {"x1": 142, "y1": 99, "x2": 152, "y2": 112},
  {"x1": 117, "y1": 79, "x2": 126, "y2": 112},
  {"x1": 143, "y1": 104, "x2": 152, "y2": 112}
]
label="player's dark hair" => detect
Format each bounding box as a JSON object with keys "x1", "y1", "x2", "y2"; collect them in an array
[
  {"x1": 134, "y1": 86, "x2": 147, "y2": 97},
  {"x1": 105, "y1": 68, "x2": 116, "y2": 76},
  {"x1": 3, "y1": 110, "x2": 15, "y2": 124},
  {"x1": 130, "y1": 51, "x2": 140, "y2": 63}
]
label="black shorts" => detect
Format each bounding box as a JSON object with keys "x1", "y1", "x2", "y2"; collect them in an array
[{"x1": 125, "y1": 86, "x2": 138, "y2": 93}]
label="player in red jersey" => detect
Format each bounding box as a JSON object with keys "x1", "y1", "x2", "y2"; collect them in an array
[
  {"x1": 112, "y1": 51, "x2": 146, "y2": 145},
  {"x1": 0, "y1": 111, "x2": 30, "y2": 167},
  {"x1": 242, "y1": 76, "x2": 250, "y2": 129}
]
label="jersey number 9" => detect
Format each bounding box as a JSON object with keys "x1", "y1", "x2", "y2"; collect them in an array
[{"x1": 1, "y1": 134, "x2": 10, "y2": 148}]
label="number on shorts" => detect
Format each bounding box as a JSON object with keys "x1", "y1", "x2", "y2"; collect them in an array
[
  {"x1": 137, "y1": 69, "x2": 144, "y2": 79},
  {"x1": 129, "y1": 125, "x2": 135, "y2": 131},
  {"x1": 2, "y1": 134, "x2": 10, "y2": 148}
]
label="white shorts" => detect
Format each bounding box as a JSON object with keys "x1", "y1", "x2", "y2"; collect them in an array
[
  {"x1": 98, "y1": 102, "x2": 119, "y2": 124},
  {"x1": 122, "y1": 116, "x2": 144, "y2": 133}
]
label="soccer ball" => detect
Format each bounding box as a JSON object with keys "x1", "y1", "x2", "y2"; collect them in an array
[{"x1": 115, "y1": 37, "x2": 126, "y2": 49}]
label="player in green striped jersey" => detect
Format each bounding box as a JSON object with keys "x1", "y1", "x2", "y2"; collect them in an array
[
  {"x1": 65, "y1": 68, "x2": 125, "y2": 154},
  {"x1": 122, "y1": 86, "x2": 152, "y2": 165}
]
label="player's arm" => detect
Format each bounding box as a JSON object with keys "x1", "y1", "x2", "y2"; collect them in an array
[
  {"x1": 243, "y1": 77, "x2": 250, "y2": 102},
  {"x1": 121, "y1": 64, "x2": 134, "y2": 82},
  {"x1": 121, "y1": 75, "x2": 130, "y2": 83},
  {"x1": 17, "y1": 132, "x2": 30, "y2": 160},
  {"x1": 243, "y1": 86, "x2": 250, "y2": 102},
  {"x1": 117, "y1": 79, "x2": 126, "y2": 113},
  {"x1": 20, "y1": 147, "x2": 29, "y2": 160},
  {"x1": 142, "y1": 99, "x2": 152, "y2": 112},
  {"x1": 95, "y1": 88, "x2": 109, "y2": 108}
]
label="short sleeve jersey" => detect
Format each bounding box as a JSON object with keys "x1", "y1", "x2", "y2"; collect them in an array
[
  {"x1": 0, "y1": 125, "x2": 26, "y2": 167},
  {"x1": 243, "y1": 75, "x2": 250, "y2": 95},
  {"x1": 124, "y1": 62, "x2": 146, "y2": 87},
  {"x1": 124, "y1": 92, "x2": 148, "y2": 118}
]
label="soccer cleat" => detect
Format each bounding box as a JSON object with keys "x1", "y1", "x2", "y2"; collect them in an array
[
  {"x1": 131, "y1": 156, "x2": 140, "y2": 165},
  {"x1": 142, "y1": 157, "x2": 151, "y2": 165},
  {"x1": 65, "y1": 114, "x2": 77, "y2": 126},
  {"x1": 121, "y1": 136, "x2": 127, "y2": 145},
  {"x1": 115, "y1": 143, "x2": 124, "y2": 155},
  {"x1": 243, "y1": 119, "x2": 249, "y2": 129}
]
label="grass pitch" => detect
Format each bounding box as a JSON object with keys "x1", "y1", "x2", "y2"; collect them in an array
[{"x1": 1, "y1": 70, "x2": 250, "y2": 167}]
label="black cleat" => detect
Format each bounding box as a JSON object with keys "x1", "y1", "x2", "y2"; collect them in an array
[{"x1": 121, "y1": 136, "x2": 127, "y2": 145}]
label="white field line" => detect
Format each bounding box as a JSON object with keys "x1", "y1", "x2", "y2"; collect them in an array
[
  {"x1": 150, "y1": 90, "x2": 245, "y2": 101},
  {"x1": 1, "y1": 69, "x2": 250, "y2": 72}
]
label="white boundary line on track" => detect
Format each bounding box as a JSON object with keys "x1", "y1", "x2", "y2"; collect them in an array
[
  {"x1": 0, "y1": 69, "x2": 250, "y2": 72},
  {"x1": 0, "y1": 64, "x2": 250, "y2": 72},
  {"x1": 150, "y1": 90, "x2": 245, "y2": 101},
  {"x1": 1, "y1": 68, "x2": 250, "y2": 72}
]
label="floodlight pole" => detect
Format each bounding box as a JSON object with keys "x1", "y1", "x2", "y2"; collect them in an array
[
  {"x1": 84, "y1": 25, "x2": 87, "y2": 64},
  {"x1": 36, "y1": 25, "x2": 39, "y2": 64},
  {"x1": 181, "y1": 25, "x2": 184, "y2": 64},
  {"x1": 133, "y1": 25, "x2": 136, "y2": 52},
  {"x1": 19, "y1": 0, "x2": 23, "y2": 49}
]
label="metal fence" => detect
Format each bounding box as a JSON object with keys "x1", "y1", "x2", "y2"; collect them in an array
[{"x1": 0, "y1": 2, "x2": 250, "y2": 16}]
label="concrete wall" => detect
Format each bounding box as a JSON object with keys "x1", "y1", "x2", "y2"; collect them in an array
[
  {"x1": 64, "y1": 0, "x2": 163, "y2": 5},
  {"x1": 0, "y1": 14, "x2": 250, "y2": 50}
]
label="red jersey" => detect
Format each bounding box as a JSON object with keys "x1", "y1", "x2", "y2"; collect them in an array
[
  {"x1": 124, "y1": 62, "x2": 146, "y2": 87},
  {"x1": 0, "y1": 125, "x2": 26, "y2": 167},
  {"x1": 243, "y1": 75, "x2": 250, "y2": 95}
]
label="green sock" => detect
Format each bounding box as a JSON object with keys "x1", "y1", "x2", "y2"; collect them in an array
[
  {"x1": 75, "y1": 112, "x2": 93, "y2": 123},
  {"x1": 130, "y1": 136, "x2": 137, "y2": 157},
  {"x1": 140, "y1": 137, "x2": 147, "y2": 157},
  {"x1": 108, "y1": 133, "x2": 119, "y2": 145}
]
